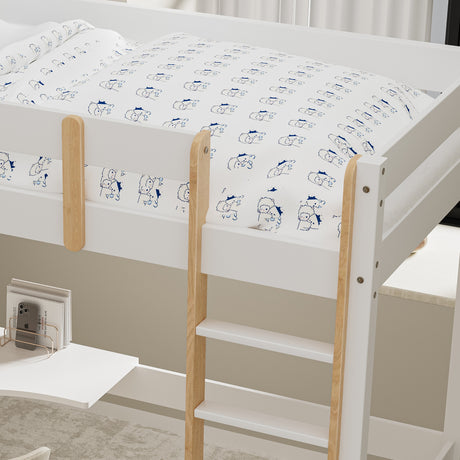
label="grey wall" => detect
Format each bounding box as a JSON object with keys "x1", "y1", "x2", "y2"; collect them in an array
[{"x1": 0, "y1": 233, "x2": 453, "y2": 431}]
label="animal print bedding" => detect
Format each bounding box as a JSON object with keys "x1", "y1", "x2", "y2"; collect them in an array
[{"x1": 0, "y1": 19, "x2": 434, "y2": 244}]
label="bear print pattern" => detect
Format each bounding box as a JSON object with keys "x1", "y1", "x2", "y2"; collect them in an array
[{"x1": 0, "y1": 24, "x2": 433, "y2": 244}]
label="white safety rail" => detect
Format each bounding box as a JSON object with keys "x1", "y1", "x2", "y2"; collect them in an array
[{"x1": 0, "y1": 102, "x2": 193, "y2": 181}]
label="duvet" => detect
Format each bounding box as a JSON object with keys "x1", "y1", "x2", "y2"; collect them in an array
[{"x1": 0, "y1": 19, "x2": 433, "y2": 244}]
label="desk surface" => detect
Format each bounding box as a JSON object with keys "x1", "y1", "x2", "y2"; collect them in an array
[
  {"x1": 0, "y1": 330, "x2": 138, "y2": 408},
  {"x1": 381, "y1": 225, "x2": 460, "y2": 307}
]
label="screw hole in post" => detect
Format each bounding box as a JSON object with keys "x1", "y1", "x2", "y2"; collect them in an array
[
  {"x1": 204, "y1": 146, "x2": 209, "y2": 154},
  {"x1": 379, "y1": 200, "x2": 383, "y2": 207},
  {"x1": 375, "y1": 261, "x2": 379, "y2": 268},
  {"x1": 357, "y1": 277, "x2": 364, "y2": 284},
  {"x1": 362, "y1": 186, "x2": 370, "y2": 193},
  {"x1": 373, "y1": 292, "x2": 377, "y2": 299},
  {"x1": 382, "y1": 168, "x2": 385, "y2": 175}
]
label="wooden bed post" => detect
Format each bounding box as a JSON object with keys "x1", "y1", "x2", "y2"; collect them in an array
[
  {"x1": 328, "y1": 154, "x2": 361, "y2": 460},
  {"x1": 62, "y1": 115, "x2": 85, "y2": 252},
  {"x1": 185, "y1": 130, "x2": 211, "y2": 460}
]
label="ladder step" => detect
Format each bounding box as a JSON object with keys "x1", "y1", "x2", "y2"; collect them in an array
[
  {"x1": 196, "y1": 319, "x2": 333, "y2": 363},
  {"x1": 195, "y1": 400, "x2": 329, "y2": 447}
]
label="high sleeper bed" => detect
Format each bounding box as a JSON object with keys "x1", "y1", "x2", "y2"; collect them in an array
[{"x1": 0, "y1": 0, "x2": 459, "y2": 459}]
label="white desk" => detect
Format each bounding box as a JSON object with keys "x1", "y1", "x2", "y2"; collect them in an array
[
  {"x1": 0, "y1": 329, "x2": 138, "y2": 408},
  {"x1": 381, "y1": 224, "x2": 460, "y2": 307}
]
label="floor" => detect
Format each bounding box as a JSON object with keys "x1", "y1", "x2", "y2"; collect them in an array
[
  {"x1": 0, "y1": 397, "x2": 273, "y2": 460},
  {"x1": 0, "y1": 396, "x2": 388, "y2": 460}
]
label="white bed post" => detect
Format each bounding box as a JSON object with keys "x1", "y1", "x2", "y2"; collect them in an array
[
  {"x1": 338, "y1": 155, "x2": 387, "y2": 460},
  {"x1": 443, "y1": 257, "x2": 460, "y2": 460}
]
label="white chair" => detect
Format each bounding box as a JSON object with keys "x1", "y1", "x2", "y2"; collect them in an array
[{"x1": 8, "y1": 447, "x2": 51, "y2": 460}]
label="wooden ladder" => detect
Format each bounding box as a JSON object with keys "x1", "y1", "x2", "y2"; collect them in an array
[{"x1": 184, "y1": 130, "x2": 361, "y2": 460}]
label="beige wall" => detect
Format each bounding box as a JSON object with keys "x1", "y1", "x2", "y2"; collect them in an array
[{"x1": 0, "y1": 233, "x2": 453, "y2": 432}]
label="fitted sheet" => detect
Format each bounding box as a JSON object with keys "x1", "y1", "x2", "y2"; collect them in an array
[{"x1": 0, "y1": 20, "x2": 437, "y2": 245}]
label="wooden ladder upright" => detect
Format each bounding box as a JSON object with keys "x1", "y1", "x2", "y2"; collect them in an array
[{"x1": 184, "y1": 129, "x2": 362, "y2": 460}]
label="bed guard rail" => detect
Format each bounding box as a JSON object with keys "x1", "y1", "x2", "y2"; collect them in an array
[
  {"x1": 0, "y1": 102, "x2": 195, "y2": 181},
  {"x1": 377, "y1": 79, "x2": 460, "y2": 283},
  {"x1": 0, "y1": 102, "x2": 197, "y2": 252},
  {"x1": 381, "y1": 79, "x2": 460, "y2": 198}
]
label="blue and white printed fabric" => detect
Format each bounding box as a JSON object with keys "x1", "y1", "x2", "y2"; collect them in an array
[{"x1": 0, "y1": 20, "x2": 434, "y2": 244}]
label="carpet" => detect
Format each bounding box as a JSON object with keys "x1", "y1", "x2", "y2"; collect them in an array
[{"x1": 0, "y1": 397, "x2": 271, "y2": 460}]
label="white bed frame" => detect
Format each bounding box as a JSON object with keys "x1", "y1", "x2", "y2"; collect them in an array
[{"x1": 0, "y1": 1, "x2": 460, "y2": 459}]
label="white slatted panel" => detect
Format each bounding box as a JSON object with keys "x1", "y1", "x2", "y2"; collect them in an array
[
  {"x1": 279, "y1": 0, "x2": 296, "y2": 24},
  {"x1": 196, "y1": 0, "x2": 310, "y2": 24},
  {"x1": 195, "y1": 0, "x2": 219, "y2": 14},
  {"x1": 237, "y1": 0, "x2": 281, "y2": 22},
  {"x1": 220, "y1": 0, "x2": 237, "y2": 16},
  {"x1": 310, "y1": 0, "x2": 433, "y2": 41},
  {"x1": 294, "y1": 0, "x2": 310, "y2": 26},
  {"x1": 261, "y1": 0, "x2": 282, "y2": 22},
  {"x1": 196, "y1": 0, "x2": 433, "y2": 41}
]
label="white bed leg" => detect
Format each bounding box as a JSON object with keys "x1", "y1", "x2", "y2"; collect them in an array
[
  {"x1": 443, "y1": 257, "x2": 460, "y2": 460},
  {"x1": 339, "y1": 156, "x2": 387, "y2": 460}
]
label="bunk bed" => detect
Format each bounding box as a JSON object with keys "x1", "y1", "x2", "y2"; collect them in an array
[{"x1": 0, "y1": 1, "x2": 459, "y2": 459}]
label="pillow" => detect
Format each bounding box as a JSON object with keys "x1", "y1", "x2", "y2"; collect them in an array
[
  {"x1": 0, "y1": 20, "x2": 55, "y2": 49},
  {"x1": 0, "y1": 20, "x2": 93, "y2": 75}
]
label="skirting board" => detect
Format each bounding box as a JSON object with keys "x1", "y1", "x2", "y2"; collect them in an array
[{"x1": 108, "y1": 364, "x2": 446, "y2": 460}]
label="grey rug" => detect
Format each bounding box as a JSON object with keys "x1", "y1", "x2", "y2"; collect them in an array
[{"x1": 0, "y1": 398, "x2": 270, "y2": 460}]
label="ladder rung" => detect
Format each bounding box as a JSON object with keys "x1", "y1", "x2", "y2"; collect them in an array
[
  {"x1": 196, "y1": 319, "x2": 333, "y2": 363},
  {"x1": 195, "y1": 400, "x2": 329, "y2": 447}
]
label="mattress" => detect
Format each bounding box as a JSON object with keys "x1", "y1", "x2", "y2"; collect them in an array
[{"x1": 0, "y1": 19, "x2": 441, "y2": 246}]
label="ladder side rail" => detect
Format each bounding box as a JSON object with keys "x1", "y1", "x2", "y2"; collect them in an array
[
  {"x1": 331, "y1": 155, "x2": 387, "y2": 460},
  {"x1": 185, "y1": 131, "x2": 211, "y2": 460},
  {"x1": 328, "y1": 154, "x2": 361, "y2": 458}
]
